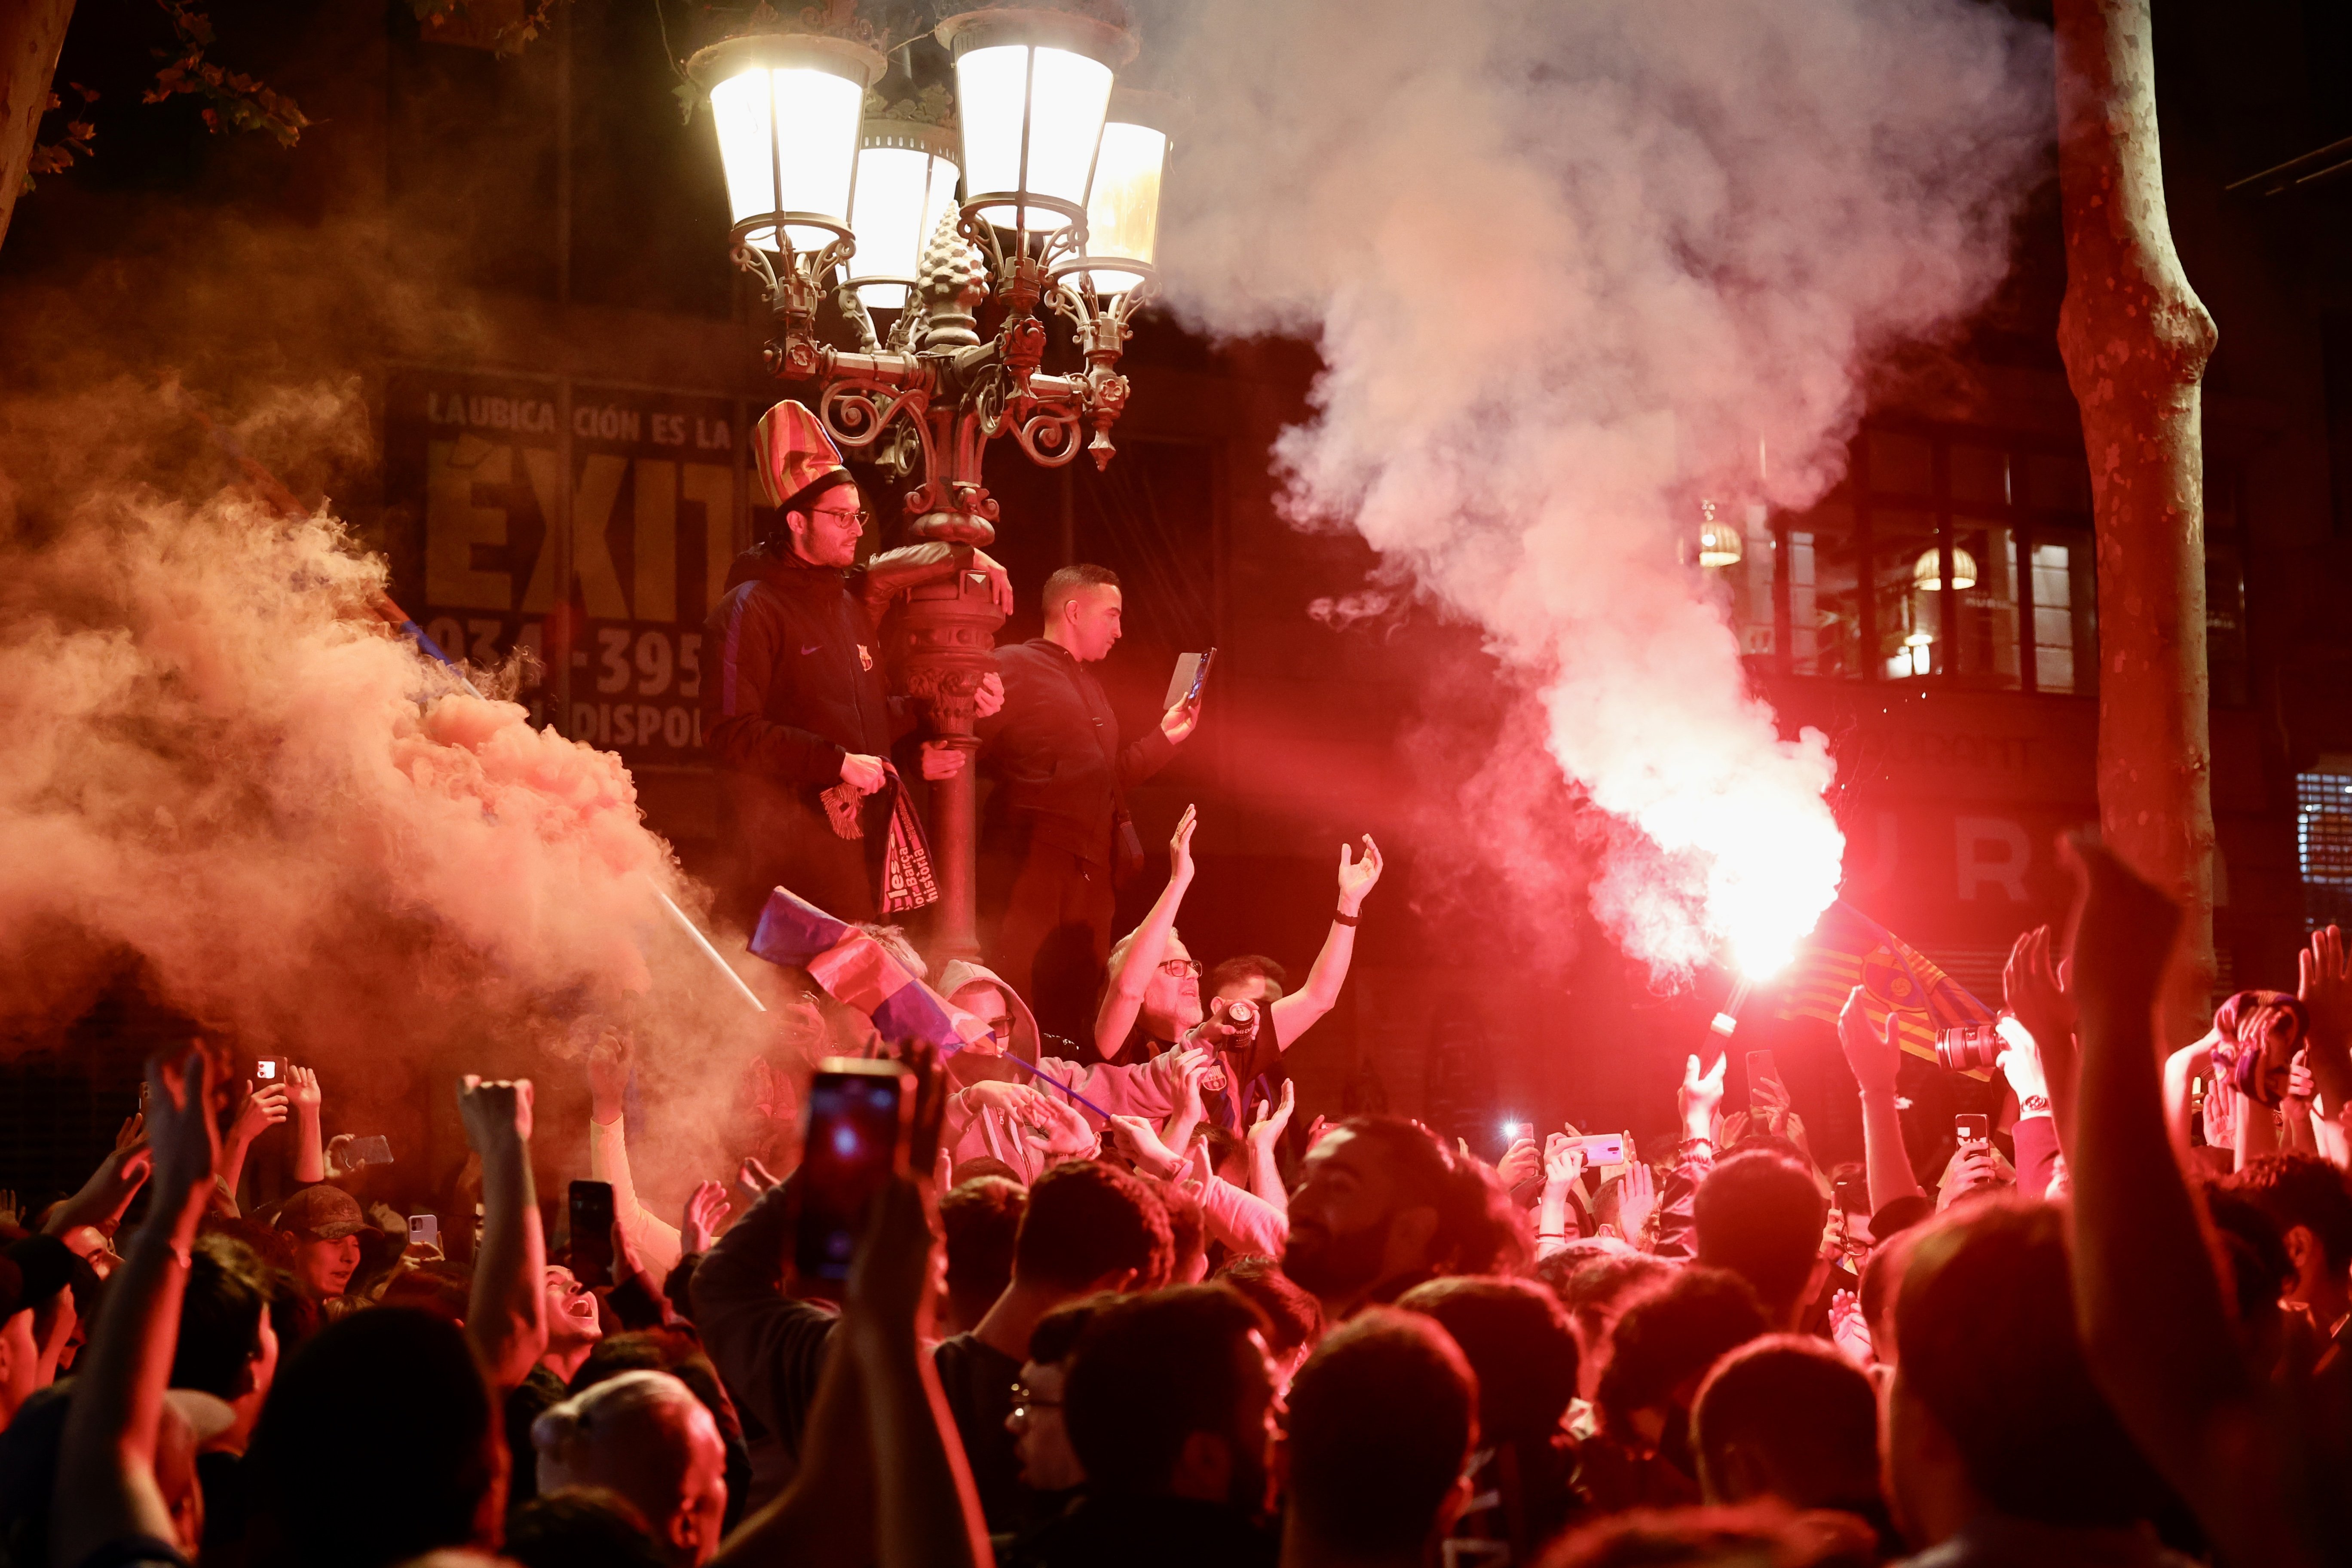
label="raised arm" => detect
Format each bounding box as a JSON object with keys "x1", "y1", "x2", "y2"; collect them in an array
[
  {"x1": 43, "y1": 1117, "x2": 151, "y2": 1242},
  {"x1": 1246, "y1": 1079, "x2": 1296, "y2": 1209},
  {"x1": 457, "y1": 1075, "x2": 547, "y2": 1393},
  {"x1": 51, "y1": 1046, "x2": 219, "y2": 1568},
  {"x1": 1838, "y1": 989, "x2": 1926, "y2": 1213},
  {"x1": 2297, "y1": 926, "x2": 2352, "y2": 1166},
  {"x1": 2062, "y1": 838, "x2": 2318, "y2": 1568},
  {"x1": 1271, "y1": 835, "x2": 1383, "y2": 1050},
  {"x1": 588, "y1": 1033, "x2": 685, "y2": 1277},
  {"x1": 215, "y1": 1078, "x2": 290, "y2": 1210},
  {"x1": 1093, "y1": 804, "x2": 1197, "y2": 1059},
  {"x1": 287, "y1": 1065, "x2": 327, "y2": 1186}
]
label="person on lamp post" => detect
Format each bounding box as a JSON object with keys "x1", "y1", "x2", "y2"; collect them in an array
[
  {"x1": 702, "y1": 399, "x2": 1011, "y2": 929},
  {"x1": 976, "y1": 564, "x2": 1200, "y2": 1039}
]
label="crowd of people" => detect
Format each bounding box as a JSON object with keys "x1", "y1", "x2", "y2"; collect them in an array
[
  {"x1": 11, "y1": 437, "x2": 2352, "y2": 1568},
  {"x1": 7, "y1": 834, "x2": 2352, "y2": 1568}
]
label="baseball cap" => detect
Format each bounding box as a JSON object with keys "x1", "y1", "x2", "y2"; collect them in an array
[{"x1": 270, "y1": 1185, "x2": 383, "y2": 1243}]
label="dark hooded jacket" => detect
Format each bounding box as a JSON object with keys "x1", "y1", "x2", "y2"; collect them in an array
[{"x1": 701, "y1": 539, "x2": 970, "y2": 925}]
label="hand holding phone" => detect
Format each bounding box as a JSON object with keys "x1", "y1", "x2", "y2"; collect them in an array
[
  {"x1": 408, "y1": 1213, "x2": 441, "y2": 1254},
  {"x1": 1954, "y1": 1112, "x2": 1992, "y2": 1152},
  {"x1": 797, "y1": 1059, "x2": 913, "y2": 1283}
]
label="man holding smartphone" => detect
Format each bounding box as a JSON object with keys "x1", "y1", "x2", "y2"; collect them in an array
[{"x1": 976, "y1": 564, "x2": 1200, "y2": 1038}]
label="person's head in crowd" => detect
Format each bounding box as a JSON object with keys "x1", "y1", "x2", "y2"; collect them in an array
[
  {"x1": 1692, "y1": 1336, "x2": 1882, "y2": 1526},
  {"x1": 571, "y1": 1329, "x2": 747, "y2": 1456},
  {"x1": 1203, "y1": 1123, "x2": 1250, "y2": 1185},
  {"x1": 1014, "y1": 1158, "x2": 1176, "y2": 1296},
  {"x1": 1282, "y1": 1308, "x2": 1478, "y2": 1568},
  {"x1": 270, "y1": 1184, "x2": 379, "y2": 1304},
  {"x1": 1206, "y1": 956, "x2": 1287, "y2": 1010},
  {"x1": 378, "y1": 1259, "x2": 472, "y2": 1325},
  {"x1": 1694, "y1": 1150, "x2": 1829, "y2": 1330},
  {"x1": 544, "y1": 1262, "x2": 606, "y2": 1375},
  {"x1": 1550, "y1": 1248, "x2": 1673, "y2": 1402},
  {"x1": 1064, "y1": 1284, "x2": 1279, "y2": 1515},
  {"x1": 772, "y1": 463, "x2": 862, "y2": 568},
  {"x1": 246, "y1": 1308, "x2": 505, "y2": 1568},
  {"x1": 1285, "y1": 1116, "x2": 1528, "y2": 1317},
  {"x1": 952, "y1": 1155, "x2": 1024, "y2": 1187},
  {"x1": 2223, "y1": 1152, "x2": 2352, "y2": 1321},
  {"x1": 2200, "y1": 1185, "x2": 2296, "y2": 1368},
  {"x1": 1218, "y1": 1255, "x2": 1323, "y2": 1390},
  {"x1": 1857, "y1": 1223, "x2": 1924, "y2": 1363},
  {"x1": 173, "y1": 1230, "x2": 281, "y2": 1450},
  {"x1": 1042, "y1": 562, "x2": 1124, "y2": 661},
  {"x1": 1865, "y1": 1195, "x2": 1933, "y2": 1251},
  {"x1": 1109, "y1": 924, "x2": 1206, "y2": 1039},
  {"x1": 940, "y1": 1175, "x2": 1027, "y2": 1333},
  {"x1": 1885, "y1": 1200, "x2": 2170, "y2": 1548},
  {"x1": 1010, "y1": 1300, "x2": 1097, "y2": 1493},
  {"x1": 1396, "y1": 1275, "x2": 1578, "y2": 1449},
  {"x1": 155, "y1": 1389, "x2": 235, "y2": 1553},
  {"x1": 1161, "y1": 1182, "x2": 1210, "y2": 1284},
  {"x1": 535, "y1": 1369, "x2": 730, "y2": 1568},
  {"x1": 1540, "y1": 1502, "x2": 1880, "y2": 1568},
  {"x1": 2214, "y1": 988, "x2": 2306, "y2": 1105},
  {"x1": 505, "y1": 1488, "x2": 666, "y2": 1568},
  {"x1": 1596, "y1": 1268, "x2": 1768, "y2": 1461}
]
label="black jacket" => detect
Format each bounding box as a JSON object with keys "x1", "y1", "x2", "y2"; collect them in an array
[
  {"x1": 701, "y1": 541, "x2": 968, "y2": 921},
  {"x1": 977, "y1": 640, "x2": 1178, "y2": 867}
]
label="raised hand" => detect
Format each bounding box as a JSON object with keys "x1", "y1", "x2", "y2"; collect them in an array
[
  {"x1": 2058, "y1": 835, "x2": 2182, "y2": 1031},
  {"x1": 2299, "y1": 925, "x2": 2352, "y2": 1059},
  {"x1": 1497, "y1": 1136, "x2": 1542, "y2": 1193},
  {"x1": 1829, "y1": 1288, "x2": 1873, "y2": 1368},
  {"x1": 456, "y1": 1075, "x2": 535, "y2": 1154},
  {"x1": 287, "y1": 1064, "x2": 323, "y2": 1114},
  {"x1": 229, "y1": 1080, "x2": 290, "y2": 1147},
  {"x1": 113, "y1": 1112, "x2": 144, "y2": 1155},
  {"x1": 145, "y1": 1047, "x2": 222, "y2": 1207},
  {"x1": 2202, "y1": 1077, "x2": 2239, "y2": 1155},
  {"x1": 1617, "y1": 1159, "x2": 1658, "y2": 1237},
  {"x1": 588, "y1": 1031, "x2": 633, "y2": 1125},
  {"x1": 1161, "y1": 694, "x2": 1202, "y2": 744},
  {"x1": 1838, "y1": 986, "x2": 1902, "y2": 1098},
  {"x1": 1336, "y1": 835, "x2": 1384, "y2": 914},
  {"x1": 1680, "y1": 1053, "x2": 1728, "y2": 1141},
  {"x1": 1248, "y1": 1079, "x2": 1297, "y2": 1149},
  {"x1": 1998, "y1": 1029, "x2": 2051, "y2": 1106},
  {"x1": 1106, "y1": 1114, "x2": 1183, "y2": 1180},
  {"x1": 1023, "y1": 1088, "x2": 1098, "y2": 1158},
  {"x1": 1169, "y1": 804, "x2": 1199, "y2": 883},
  {"x1": 682, "y1": 1179, "x2": 731, "y2": 1255},
  {"x1": 1542, "y1": 1133, "x2": 1585, "y2": 1194},
  {"x1": 2005, "y1": 925, "x2": 2076, "y2": 1052},
  {"x1": 738, "y1": 1155, "x2": 780, "y2": 1196}
]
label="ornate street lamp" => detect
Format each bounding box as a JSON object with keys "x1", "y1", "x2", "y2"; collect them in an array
[{"x1": 687, "y1": 7, "x2": 1165, "y2": 961}]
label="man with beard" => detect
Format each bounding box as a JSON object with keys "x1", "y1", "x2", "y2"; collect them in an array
[
  {"x1": 1282, "y1": 1116, "x2": 1527, "y2": 1320},
  {"x1": 1024, "y1": 1284, "x2": 1280, "y2": 1568}
]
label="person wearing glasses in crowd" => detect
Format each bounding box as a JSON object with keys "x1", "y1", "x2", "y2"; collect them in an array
[
  {"x1": 976, "y1": 563, "x2": 1202, "y2": 1041},
  {"x1": 1092, "y1": 807, "x2": 1383, "y2": 1132},
  {"x1": 702, "y1": 400, "x2": 1013, "y2": 927}
]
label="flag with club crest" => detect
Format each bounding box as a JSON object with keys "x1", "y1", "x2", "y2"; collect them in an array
[{"x1": 1776, "y1": 900, "x2": 1997, "y2": 1078}]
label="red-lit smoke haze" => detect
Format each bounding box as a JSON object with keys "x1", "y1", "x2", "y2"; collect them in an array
[{"x1": 1152, "y1": 0, "x2": 2050, "y2": 978}]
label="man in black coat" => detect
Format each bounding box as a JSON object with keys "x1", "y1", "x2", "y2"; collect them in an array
[
  {"x1": 703, "y1": 400, "x2": 1008, "y2": 929},
  {"x1": 976, "y1": 563, "x2": 1198, "y2": 1038}
]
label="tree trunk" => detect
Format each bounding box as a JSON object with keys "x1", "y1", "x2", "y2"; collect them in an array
[
  {"x1": 2053, "y1": 0, "x2": 2219, "y2": 1051},
  {"x1": 0, "y1": 0, "x2": 75, "y2": 251}
]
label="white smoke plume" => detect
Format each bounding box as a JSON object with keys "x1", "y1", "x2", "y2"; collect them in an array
[{"x1": 1152, "y1": 0, "x2": 2049, "y2": 977}]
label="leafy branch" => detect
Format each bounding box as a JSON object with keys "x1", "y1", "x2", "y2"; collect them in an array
[{"x1": 144, "y1": 0, "x2": 314, "y2": 146}]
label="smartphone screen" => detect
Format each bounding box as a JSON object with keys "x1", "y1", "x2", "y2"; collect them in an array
[
  {"x1": 1567, "y1": 1132, "x2": 1627, "y2": 1166},
  {"x1": 797, "y1": 1062, "x2": 911, "y2": 1282},
  {"x1": 255, "y1": 1058, "x2": 282, "y2": 1082},
  {"x1": 1954, "y1": 1113, "x2": 1991, "y2": 1150},
  {"x1": 1746, "y1": 1049, "x2": 1779, "y2": 1112},
  {"x1": 569, "y1": 1180, "x2": 616, "y2": 1288},
  {"x1": 408, "y1": 1213, "x2": 440, "y2": 1251},
  {"x1": 1833, "y1": 1174, "x2": 1868, "y2": 1215}
]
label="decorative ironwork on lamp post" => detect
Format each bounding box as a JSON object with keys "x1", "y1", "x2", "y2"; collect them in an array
[{"x1": 686, "y1": 6, "x2": 1172, "y2": 961}]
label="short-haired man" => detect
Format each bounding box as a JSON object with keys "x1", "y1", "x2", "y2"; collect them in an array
[
  {"x1": 2223, "y1": 1152, "x2": 2352, "y2": 1355},
  {"x1": 1582, "y1": 1267, "x2": 1769, "y2": 1511},
  {"x1": 695, "y1": 1155, "x2": 1171, "y2": 1530},
  {"x1": 977, "y1": 562, "x2": 1198, "y2": 1037},
  {"x1": 1884, "y1": 1200, "x2": 2182, "y2": 1565},
  {"x1": 1280, "y1": 1309, "x2": 1477, "y2": 1568},
  {"x1": 1037, "y1": 1284, "x2": 1280, "y2": 1567},
  {"x1": 1282, "y1": 1116, "x2": 1527, "y2": 1319},
  {"x1": 1692, "y1": 1334, "x2": 1893, "y2": 1551},
  {"x1": 1694, "y1": 1150, "x2": 1833, "y2": 1330},
  {"x1": 704, "y1": 400, "x2": 1010, "y2": 927},
  {"x1": 533, "y1": 1369, "x2": 731, "y2": 1568}
]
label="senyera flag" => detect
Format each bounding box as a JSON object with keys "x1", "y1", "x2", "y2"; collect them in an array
[
  {"x1": 749, "y1": 885, "x2": 1112, "y2": 1116},
  {"x1": 1775, "y1": 900, "x2": 1997, "y2": 1080}
]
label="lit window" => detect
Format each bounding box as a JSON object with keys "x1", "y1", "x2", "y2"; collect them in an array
[{"x1": 2297, "y1": 771, "x2": 2352, "y2": 931}]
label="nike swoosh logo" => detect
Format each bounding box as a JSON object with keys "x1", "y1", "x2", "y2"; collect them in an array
[{"x1": 801, "y1": 643, "x2": 821, "y2": 655}]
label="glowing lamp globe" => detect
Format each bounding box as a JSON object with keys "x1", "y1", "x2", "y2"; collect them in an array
[
  {"x1": 1696, "y1": 500, "x2": 1743, "y2": 569},
  {"x1": 689, "y1": 32, "x2": 885, "y2": 255},
  {"x1": 937, "y1": 8, "x2": 1136, "y2": 237},
  {"x1": 845, "y1": 120, "x2": 962, "y2": 309},
  {"x1": 1075, "y1": 88, "x2": 1177, "y2": 295},
  {"x1": 1912, "y1": 546, "x2": 1978, "y2": 591}
]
